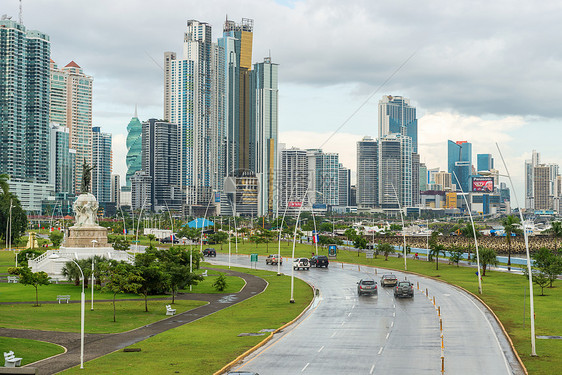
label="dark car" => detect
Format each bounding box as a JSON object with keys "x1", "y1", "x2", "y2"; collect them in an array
[
  {"x1": 159, "y1": 236, "x2": 179, "y2": 244},
  {"x1": 203, "y1": 248, "x2": 216, "y2": 257},
  {"x1": 380, "y1": 274, "x2": 398, "y2": 287},
  {"x1": 265, "y1": 254, "x2": 282, "y2": 265},
  {"x1": 394, "y1": 281, "x2": 414, "y2": 298},
  {"x1": 357, "y1": 278, "x2": 378, "y2": 296},
  {"x1": 310, "y1": 255, "x2": 329, "y2": 268}
]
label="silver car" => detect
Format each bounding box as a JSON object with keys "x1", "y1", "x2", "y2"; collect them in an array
[{"x1": 357, "y1": 278, "x2": 378, "y2": 296}]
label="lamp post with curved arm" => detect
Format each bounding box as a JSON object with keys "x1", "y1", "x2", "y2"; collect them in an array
[{"x1": 386, "y1": 183, "x2": 407, "y2": 271}]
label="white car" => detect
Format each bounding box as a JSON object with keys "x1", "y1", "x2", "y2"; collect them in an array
[{"x1": 293, "y1": 257, "x2": 310, "y2": 270}]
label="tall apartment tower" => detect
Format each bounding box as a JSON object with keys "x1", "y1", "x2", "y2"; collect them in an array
[
  {"x1": 141, "y1": 119, "x2": 181, "y2": 212},
  {"x1": 338, "y1": 164, "x2": 351, "y2": 207},
  {"x1": 308, "y1": 149, "x2": 339, "y2": 207},
  {"x1": 356, "y1": 136, "x2": 378, "y2": 208},
  {"x1": 278, "y1": 148, "x2": 310, "y2": 211},
  {"x1": 220, "y1": 18, "x2": 255, "y2": 175},
  {"x1": 0, "y1": 19, "x2": 50, "y2": 185},
  {"x1": 525, "y1": 150, "x2": 540, "y2": 209},
  {"x1": 448, "y1": 140, "x2": 472, "y2": 193},
  {"x1": 110, "y1": 174, "x2": 121, "y2": 208},
  {"x1": 378, "y1": 95, "x2": 418, "y2": 153},
  {"x1": 126, "y1": 108, "x2": 142, "y2": 187},
  {"x1": 91, "y1": 127, "x2": 112, "y2": 203},
  {"x1": 533, "y1": 165, "x2": 551, "y2": 210},
  {"x1": 378, "y1": 134, "x2": 412, "y2": 208},
  {"x1": 50, "y1": 60, "x2": 93, "y2": 193},
  {"x1": 251, "y1": 57, "x2": 279, "y2": 216},
  {"x1": 163, "y1": 52, "x2": 176, "y2": 122},
  {"x1": 167, "y1": 20, "x2": 221, "y2": 208},
  {"x1": 48, "y1": 124, "x2": 76, "y2": 199},
  {"x1": 412, "y1": 153, "x2": 420, "y2": 206},
  {"x1": 419, "y1": 163, "x2": 428, "y2": 192}
]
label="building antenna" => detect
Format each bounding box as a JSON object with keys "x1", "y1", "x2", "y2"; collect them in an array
[{"x1": 19, "y1": 0, "x2": 23, "y2": 24}]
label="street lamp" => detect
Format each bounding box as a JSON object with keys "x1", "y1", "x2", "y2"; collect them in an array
[
  {"x1": 385, "y1": 183, "x2": 407, "y2": 270},
  {"x1": 49, "y1": 253, "x2": 85, "y2": 368},
  {"x1": 90, "y1": 240, "x2": 97, "y2": 310},
  {"x1": 481, "y1": 143, "x2": 536, "y2": 356},
  {"x1": 452, "y1": 172, "x2": 482, "y2": 294}
]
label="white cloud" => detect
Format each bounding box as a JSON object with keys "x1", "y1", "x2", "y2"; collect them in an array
[{"x1": 112, "y1": 133, "x2": 127, "y2": 181}]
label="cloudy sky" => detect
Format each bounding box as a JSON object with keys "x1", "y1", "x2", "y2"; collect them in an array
[{"x1": 6, "y1": 0, "x2": 562, "y2": 205}]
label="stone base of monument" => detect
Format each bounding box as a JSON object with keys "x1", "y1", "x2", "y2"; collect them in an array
[{"x1": 64, "y1": 226, "x2": 109, "y2": 247}]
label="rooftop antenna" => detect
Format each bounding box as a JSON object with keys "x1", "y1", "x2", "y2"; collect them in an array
[
  {"x1": 134, "y1": 104, "x2": 138, "y2": 118},
  {"x1": 19, "y1": 0, "x2": 22, "y2": 24}
]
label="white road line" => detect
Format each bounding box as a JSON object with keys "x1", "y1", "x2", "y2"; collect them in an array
[
  {"x1": 318, "y1": 346, "x2": 324, "y2": 353},
  {"x1": 370, "y1": 364, "x2": 376, "y2": 374},
  {"x1": 393, "y1": 312, "x2": 395, "y2": 317},
  {"x1": 352, "y1": 304, "x2": 355, "y2": 309},
  {"x1": 386, "y1": 332, "x2": 390, "y2": 340},
  {"x1": 378, "y1": 347, "x2": 383, "y2": 355},
  {"x1": 393, "y1": 304, "x2": 396, "y2": 308},
  {"x1": 302, "y1": 363, "x2": 310, "y2": 372},
  {"x1": 348, "y1": 312, "x2": 352, "y2": 317},
  {"x1": 391, "y1": 321, "x2": 394, "y2": 328},
  {"x1": 341, "y1": 321, "x2": 345, "y2": 326},
  {"x1": 331, "y1": 331, "x2": 337, "y2": 338}
]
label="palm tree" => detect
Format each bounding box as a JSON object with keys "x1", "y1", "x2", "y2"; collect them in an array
[
  {"x1": 428, "y1": 243, "x2": 446, "y2": 270},
  {"x1": 377, "y1": 242, "x2": 394, "y2": 261},
  {"x1": 461, "y1": 222, "x2": 480, "y2": 263},
  {"x1": 0, "y1": 174, "x2": 9, "y2": 195},
  {"x1": 501, "y1": 215, "x2": 522, "y2": 269},
  {"x1": 475, "y1": 247, "x2": 498, "y2": 276},
  {"x1": 548, "y1": 221, "x2": 562, "y2": 254}
]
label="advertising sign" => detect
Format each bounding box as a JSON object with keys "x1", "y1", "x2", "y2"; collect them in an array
[
  {"x1": 472, "y1": 177, "x2": 494, "y2": 192},
  {"x1": 328, "y1": 245, "x2": 337, "y2": 257},
  {"x1": 214, "y1": 192, "x2": 221, "y2": 203},
  {"x1": 312, "y1": 203, "x2": 327, "y2": 210},
  {"x1": 288, "y1": 201, "x2": 302, "y2": 208}
]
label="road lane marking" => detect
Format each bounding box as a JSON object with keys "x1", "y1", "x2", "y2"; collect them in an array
[
  {"x1": 393, "y1": 304, "x2": 396, "y2": 308},
  {"x1": 331, "y1": 331, "x2": 337, "y2": 338},
  {"x1": 302, "y1": 363, "x2": 310, "y2": 372},
  {"x1": 378, "y1": 347, "x2": 383, "y2": 355},
  {"x1": 348, "y1": 312, "x2": 352, "y2": 317},
  {"x1": 341, "y1": 321, "x2": 345, "y2": 326},
  {"x1": 370, "y1": 364, "x2": 376, "y2": 374},
  {"x1": 393, "y1": 312, "x2": 395, "y2": 317},
  {"x1": 318, "y1": 346, "x2": 324, "y2": 352},
  {"x1": 391, "y1": 321, "x2": 394, "y2": 328},
  {"x1": 386, "y1": 332, "x2": 390, "y2": 340}
]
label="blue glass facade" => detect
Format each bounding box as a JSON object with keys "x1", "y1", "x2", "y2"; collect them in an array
[
  {"x1": 378, "y1": 96, "x2": 418, "y2": 153},
  {"x1": 477, "y1": 154, "x2": 493, "y2": 172},
  {"x1": 448, "y1": 140, "x2": 472, "y2": 193}
]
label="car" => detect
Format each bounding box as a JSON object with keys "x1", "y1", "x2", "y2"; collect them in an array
[
  {"x1": 380, "y1": 274, "x2": 398, "y2": 287},
  {"x1": 394, "y1": 280, "x2": 414, "y2": 298},
  {"x1": 293, "y1": 257, "x2": 310, "y2": 270},
  {"x1": 357, "y1": 278, "x2": 378, "y2": 296},
  {"x1": 265, "y1": 254, "x2": 283, "y2": 265},
  {"x1": 310, "y1": 255, "x2": 329, "y2": 268},
  {"x1": 202, "y1": 248, "x2": 216, "y2": 257},
  {"x1": 159, "y1": 237, "x2": 179, "y2": 244}
]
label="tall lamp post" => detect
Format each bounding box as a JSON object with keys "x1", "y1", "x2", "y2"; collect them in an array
[
  {"x1": 49, "y1": 254, "x2": 85, "y2": 368},
  {"x1": 90, "y1": 240, "x2": 97, "y2": 310},
  {"x1": 452, "y1": 172, "x2": 482, "y2": 294},
  {"x1": 387, "y1": 183, "x2": 407, "y2": 271},
  {"x1": 482, "y1": 143, "x2": 536, "y2": 356}
]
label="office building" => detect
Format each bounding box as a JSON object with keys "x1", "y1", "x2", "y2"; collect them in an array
[
  {"x1": 448, "y1": 140, "x2": 472, "y2": 193},
  {"x1": 110, "y1": 174, "x2": 121, "y2": 208},
  {"x1": 378, "y1": 95, "x2": 418, "y2": 153},
  {"x1": 141, "y1": 119, "x2": 181, "y2": 212},
  {"x1": 419, "y1": 163, "x2": 428, "y2": 192},
  {"x1": 412, "y1": 153, "x2": 420, "y2": 206},
  {"x1": 126, "y1": 108, "x2": 142, "y2": 187},
  {"x1": 525, "y1": 150, "x2": 540, "y2": 209},
  {"x1": 477, "y1": 154, "x2": 493, "y2": 172},
  {"x1": 533, "y1": 165, "x2": 550, "y2": 210},
  {"x1": 1, "y1": 18, "x2": 50, "y2": 186},
  {"x1": 48, "y1": 124, "x2": 76, "y2": 199},
  {"x1": 434, "y1": 171, "x2": 453, "y2": 191},
  {"x1": 378, "y1": 134, "x2": 412, "y2": 208},
  {"x1": 278, "y1": 147, "x2": 310, "y2": 212},
  {"x1": 131, "y1": 170, "x2": 151, "y2": 211},
  {"x1": 251, "y1": 57, "x2": 279, "y2": 216},
  {"x1": 50, "y1": 60, "x2": 93, "y2": 193},
  {"x1": 307, "y1": 149, "x2": 339, "y2": 207},
  {"x1": 338, "y1": 164, "x2": 351, "y2": 207},
  {"x1": 91, "y1": 127, "x2": 112, "y2": 203},
  {"x1": 356, "y1": 136, "x2": 378, "y2": 208}
]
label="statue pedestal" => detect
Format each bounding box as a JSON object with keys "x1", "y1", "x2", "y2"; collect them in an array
[{"x1": 65, "y1": 226, "x2": 109, "y2": 247}]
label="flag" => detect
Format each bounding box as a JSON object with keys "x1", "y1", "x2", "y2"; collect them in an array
[
  {"x1": 123, "y1": 228, "x2": 127, "y2": 234},
  {"x1": 171, "y1": 234, "x2": 175, "y2": 242},
  {"x1": 313, "y1": 234, "x2": 319, "y2": 243}
]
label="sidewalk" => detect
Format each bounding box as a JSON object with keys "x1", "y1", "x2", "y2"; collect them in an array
[{"x1": 0, "y1": 268, "x2": 267, "y2": 375}]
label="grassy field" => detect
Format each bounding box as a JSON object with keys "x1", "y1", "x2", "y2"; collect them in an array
[
  {"x1": 0, "y1": 337, "x2": 65, "y2": 366},
  {"x1": 62, "y1": 266, "x2": 313, "y2": 374}
]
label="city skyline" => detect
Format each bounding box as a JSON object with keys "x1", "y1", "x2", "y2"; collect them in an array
[{"x1": 4, "y1": 1, "x2": 562, "y2": 204}]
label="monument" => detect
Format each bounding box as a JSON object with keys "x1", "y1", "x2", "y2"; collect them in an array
[{"x1": 29, "y1": 161, "x2": 132, "y2": 277}]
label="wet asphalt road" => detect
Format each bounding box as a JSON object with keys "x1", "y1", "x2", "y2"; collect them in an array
[{"x1": 210, "y1": 254, "x2": 524, "y2": 375}]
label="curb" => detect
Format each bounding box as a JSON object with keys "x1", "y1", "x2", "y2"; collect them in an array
[{"x1": 213, "y1": 281, "x2": 316, "y2": 375}]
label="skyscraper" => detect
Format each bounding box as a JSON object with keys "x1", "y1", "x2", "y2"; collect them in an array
[
  {"x1": 251, "y1": 57, "x2": 279, "y2": 216},
  {"x1": 141, "y1": 119, "x2": 181, "y2": 212},
  {"x1": 110, "y1": 174, "x2": 121, "y2": 208},
  {"x1": 533, "y1": 165, "x2": 550, "y2": 210},
  {"x1": 448, "y1": 140, "x2": 472, "y2": 193},
  {"x1": 308, "y1": 149, "x2": 339, "y2": 207},
  {"x1": 50, "y1": 60, "x2": 93, "y2": 193},
  {"x1": 48, "y1": 124, "x2": 76, "y2": 199},
  {"x1": 1, "y1": 19, "x2": 50, "y2": 184},
  {"x1": 378, "y1": 134, "x2": 412, "y2": 208},
  {"x1": 477, "y1": 154, "x2": 494, "y2": 172},
  {"x1": 378, "y1": 95, "x2": 418, "y2": 153},
  {"x1": 525, "y1": 150, "x2": 540, "y2": 209},
  {"x1": 338, "y1": 164, "x2": 351, "y2": 207},
  {"x1": 126, "y1": 108, "x2": 142, "y2": 187},
  {"x1": 278, "y1": 147, "x2": 310, "y2": 212},
  {"x1": 356, "y1": 136, "x2": 378, "y2": 208},
  {"x1": 91, "y1": 127, "x2": 112, "y2": 203}
]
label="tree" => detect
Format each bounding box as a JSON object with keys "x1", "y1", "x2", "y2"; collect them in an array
[
  {"x1": 353, "y1": 236, "x2": 367, "y2": 257},
  {"x1": 532, "y1": 247, "x2": 562, "y2": 288},
  {"x1": 428, "y1": 243, "x2": 446, "y2": 270},
  {"x1": 49, "y1": 231, "x2": 64, "y2": 247},
  {"x1": 548, "y1": 221, "x2": 562, "y2": 254},
  {"x1": 448, "y1": 246, "x2": 464, "y2": 267},
  {"x1": 524, "y1": 267, "x2": 550, "y2": 296},
  {"x1": 460, "y1": 223, "x2": 481, "y2": 262},
  {"x1": 156, "y1": 247, "x2": 204, "y2": 303},
  {"x1": 147, "y1": 234, "x2": 156, "y2": 247},
  {"x1": 1, "y1": 192, "x2": 28, "y2": 245},
  {"x1": 135, "y1": 249, "x2": 170, "y2": 312},
  {"x1": 112, "y1": 237, "x2": 130, "y2": 251},
  {"x1": 377, "y1": 242, "x2": 394, "y2": 261},
  {"x1": 208, "y1": 231, "x2": 228, "y2": 250},
  {"x1": 344, "y1": 228, "x2": 357, "y2": 245},
  {"x1": 501, "y1": 215, "x2": 522, "y2": 269},
  {"x1": 213, "y1": 273, "x2": 227, "y2": 292},
  {"x1": 101, "y1": 261, "x2": 142, "y2": 322},
  {"x1": 8, "y1": 266, "x2": 50, "y2": 306},
  {"x1": 475, "y1": 247, "x2": 498, "y2": 276}
]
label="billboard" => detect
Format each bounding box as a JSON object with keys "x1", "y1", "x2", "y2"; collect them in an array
[
  {"x1": 472, "y1": 177, "x2": 494, "y2": 192},
  {"x1": 288, "y1": 201, "x2": 302, "y2": 208}
]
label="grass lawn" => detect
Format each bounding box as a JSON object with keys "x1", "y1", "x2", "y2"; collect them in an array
[
  {"x1": 62, "y1": 266, "x2": 313, "y2": 374},
  {"x1": 0, "y1": 336, "x2": 65, "y2": 366}
]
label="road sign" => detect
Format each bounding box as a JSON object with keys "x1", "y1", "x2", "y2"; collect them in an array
[
  {"x1": 250, "y1": 253, "x2": 258, "y2": 269},
  {"x1": 366, "y1": 249, "x2": 375, "y2": 259}
]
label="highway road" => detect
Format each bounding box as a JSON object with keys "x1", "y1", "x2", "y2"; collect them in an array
[{"x1": 209, "y1": 254, "x2": 525, "y2": 375}]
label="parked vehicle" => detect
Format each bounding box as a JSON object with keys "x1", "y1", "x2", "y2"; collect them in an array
[
  {"x1": 310, "y1": 255, "x2": 329, "y2": 268},
  {"x1": 203, "y1": 248, "x2": 216, "y2": 257},
  {"x1": 357, "y1": 278, "x2": 378, "y2": 296},
  {"x1": 159, "y1": 237, "x2": 179, "y2": 244},
  {"x1": 293, "y1": 257, "x2": 310, "y2": 270},
  {"x1": 266, "y1": 254, "x2": 283, "y2": 265},
  {"x1": 380, "y1": 274, "x2": 398, "y2": 287},
  {"x1": 394, "y1": 280, "x2": 414, "y2": 298}
]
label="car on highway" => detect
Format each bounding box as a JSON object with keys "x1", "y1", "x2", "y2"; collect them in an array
[
  {"x1": 202, "y1": 248, "x2": 216, "y2": 257},
  {"x1": 310, "y1": 255, "x2": 329, "y2": 268},
  {"x1": 380, "y1": 274, "x2": 398, "y2": 287},
  {"x1": 394, "y1": 280, "x2": 414, "y2": 298},
  {"x1": 293, "y1": 257, "x2": 310, "y2": 270},
  {"x1": 265, "y1": 254, "x2": 283, "y2": 265},
  {"x1": 357, "y1": 278, "x2": 378, "y2": 296},
  {"x1": 159, "y1": 237, "x2": 179, "y2": 244}
]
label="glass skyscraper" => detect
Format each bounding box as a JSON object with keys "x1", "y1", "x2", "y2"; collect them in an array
[
  {"x1": 356, "y1": 136, "x2": 378, "y2": 208},
  {"x1": 448, "y1": 140, "x2": 472, "y2": 192},
  {"x1": 126, "y1": 109, "x2": 142, "y2": 187},
  {"x1": 92, "y1": 127, "x2": 112, "y2": 203},
  {"x1": 378, "y1": 95, "x2": 418, "y2": 153},
  {"x1": 477, "y1": 153, "x2": 493, "y2": 172}
]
